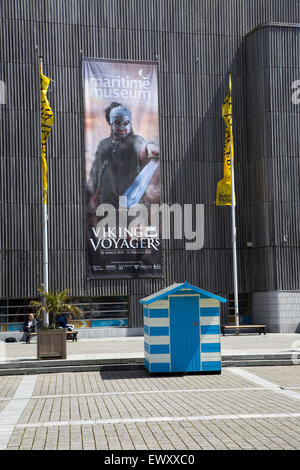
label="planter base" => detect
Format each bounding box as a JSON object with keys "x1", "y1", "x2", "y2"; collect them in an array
[{"x1": 37, "y1": 329, "x2": 67, "y2": 360}]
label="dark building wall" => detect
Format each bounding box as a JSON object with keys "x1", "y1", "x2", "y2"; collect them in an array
[
  {"x1": 1, "y1": 0, "x2": 300, "y2": 327},
  {"x1": 245, "y1": 25, "x2": 300, "y2": 293}
]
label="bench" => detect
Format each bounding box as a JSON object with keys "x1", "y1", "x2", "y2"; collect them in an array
[
  {"x1": 24, "y1": 331, "x2": 79, "y2": 342},
  {"x1": 66, "y1": 330, "x2": 78, "y2": 341},
  {"x1": 221, "y1": 325, "x2": 266, "y2": 336},
  {"x1": 24, "y1": 332, "x2": 37, "y2": 343}
]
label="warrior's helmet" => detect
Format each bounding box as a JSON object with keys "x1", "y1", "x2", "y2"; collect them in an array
[{"x1": 108, "y1": 104, "x2": 132, "y2": 139}]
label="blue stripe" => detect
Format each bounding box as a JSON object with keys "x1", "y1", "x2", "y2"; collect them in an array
[
  {"x1": 150, "y1": 344, "x2": 170, "y2": 354},
  {"x1": 7, "y1": 323, "x2": 23, "y2": 331},
  {"x1": 144, "y1": 359, "x2": 150, "y2": 371},
  {"x1": 149, "y1": 309, "x2": 169, "y2": 318},
  {"x1": 144, "y1": 342, "x2": 150, "y2": 353},
  {"x1": 201, "y1": 325, "x2": 220, "y2": 335},
  {"x1": 200, "y1": 307, "x2": 219, "y2": 316},
  {"x1": 201, "y1": 361, "x2": 221, "y2": 371},
  {"x1": 92, "y1": 319, "x2": 128, "y2": 327},
  {"x1": 150, "y1": 363, "x2": 170, "y2": 373},
  {"x1": 144, "y1": 325, "x2": 149, "y2": 335},
  {"x1": 149, "y1": 326, "x2": 169, "y2": 336},
  {"x1": 201, "y1": 343, "x2": 220, "y2": 353},
  {"x1": 144, "y1": 307, "x2": 149, "y2": 318},
  {"x1": 175, "y1": 290, "x2": 200, "y2": 295}
]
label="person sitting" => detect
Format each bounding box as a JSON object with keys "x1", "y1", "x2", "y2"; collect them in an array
[
  {"x1": 57, "y1": 314, "x2": 74, "y2": 331},
  {"x1": 57, "y1": 314, "x2": 67, "y2": 329},
  {"x1": 66, "y1": 314, "x2": 74, "y2": 331},
  {"x1": 23, "y1": 314, "x2": 37, "y2": 344}
]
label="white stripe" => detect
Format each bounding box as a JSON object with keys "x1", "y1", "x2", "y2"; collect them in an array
[
  {"x1": 147, "y1": 353, "x2": 170, "y2": 364},
  {"x1": 149, "y1": 301, "x2": 169, "y2": 309},
  {"x1": 200, "y1": 335, "x2": 220, "y2": 344},
  {"x1": 2, "y1": 385, "x2": 296, "y2": 402},
  {"x1": 199, "y1": 299, "x2": 219, "y2": 307},
  {"x1": 0, "y1": 375, "x2": 37, "y2": 450},
  {"x1": 144, "y1": 317, "x2": 169, "y2": 327},
  {"x1": 228, "y1": 367, "x2": 300, "y2": 401},
  {"x1": 201, "y1": 353, "x2": 221, "y2": 362},
  {"x1": 0, "y1": 386, "x2": 272, "y2": 402},
  {"x1": 144, "y1": 334, "x2": 170, "y2": 345},
  {"x1": 13, "y1": 411, "x2": 300, "y2": 430},
  {"x1": 200, "y1": 316, "x2": 220, "y2": 326}
]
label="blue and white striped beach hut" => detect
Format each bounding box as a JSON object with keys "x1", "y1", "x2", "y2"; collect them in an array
[{"x1": 140, "y1": 282, "x2": 227, "y2": 374}]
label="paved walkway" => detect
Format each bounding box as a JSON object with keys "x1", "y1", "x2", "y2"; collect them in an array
[
  {"x1": 1, "y1": 365, "x2": 300, "y2": 450},
  {"x1": 1, "y1": 333, "x2": 300, "y2": 363},
  {"x1": 1, "y1": 334, "x2": 300, "y2": 450}
]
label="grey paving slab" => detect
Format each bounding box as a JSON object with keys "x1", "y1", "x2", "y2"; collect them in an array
[
  {"x1": 2, "y1": 365, "x2": 300, "y2": 449},
  {"x1": 236, "y1": 365, "x2": 300, "y2": 388},
  {"x1": 1, "y1": 333, "x2": 300, "y2": 364},
  {"x1": 0, "y1": 376, "x2": 22, "y2": 397}
]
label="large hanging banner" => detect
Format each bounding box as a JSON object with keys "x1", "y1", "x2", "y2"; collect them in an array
[{"x1": 83, "y1": 58, "x2": 161, "y2": 278}]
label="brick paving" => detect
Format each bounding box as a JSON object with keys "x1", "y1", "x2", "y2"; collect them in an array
[
  {"x1": 1, "y1": 366, "x2": 300, "y2": 450},
  {"x1": 0, "y1": 376, "x2": 22, "y2": 398},
  {"x1": 239, "y1": 365, "x2": 300, "y2": 388}
]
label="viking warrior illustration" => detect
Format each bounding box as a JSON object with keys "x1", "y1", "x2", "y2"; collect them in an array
[{"x1": 87, "y1": 102, "x2": 159, "y2": 212}]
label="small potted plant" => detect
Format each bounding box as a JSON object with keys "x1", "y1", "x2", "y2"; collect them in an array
[{"x1": 30, "y1": 287, "x2": 82, "y2": 360}]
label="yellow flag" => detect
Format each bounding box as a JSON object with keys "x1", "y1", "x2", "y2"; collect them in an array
[
  {"x1": 216, "y1": 75, "x2": 234, "y2": 206},
  {"x1": 40, "y1": 64, "x2": 53, "y2": 204}
]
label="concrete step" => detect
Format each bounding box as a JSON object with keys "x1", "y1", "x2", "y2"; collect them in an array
[
  {"x1": 0, "y1": 357, "x2": 144, "y2": 369},
  {"x1": 222, "y1": 353, "x2": 298, "y2": 367},
  {"x1": 0, "y1": 353, "x2": 297, "y2": 376},
  {"x1": 0, "y1": 359, "x2": 294, "y2": 375},
  {"x1": 222, "y1": 353, "x2": 296, "y2": 361},
  {"x1": 222, "y1": 359, "x2": 295, "y2": 367},
  {"x1": 0, "y1": 357, "x2": 145, "y2": 375},
  {"x1": 0, "y1": 363, "x2": 145, "y2": 376}
]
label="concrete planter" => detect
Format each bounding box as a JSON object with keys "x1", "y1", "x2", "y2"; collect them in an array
[{"x1": 37, "y1": 329, "x2": 67, "y2": 360}]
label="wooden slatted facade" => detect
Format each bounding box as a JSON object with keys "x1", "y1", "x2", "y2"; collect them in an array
[{"x1": 1, "y1": 0, "x2": 300, "y2": 329}]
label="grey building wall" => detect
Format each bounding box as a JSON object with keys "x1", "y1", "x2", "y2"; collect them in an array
[
  {"x1": 246, "y1": 25, "x2": 300, "y2": 331},
  {"x1": 1, "y1": 1, "x2": 300, "y2": 329},
  {"x1": 245, "y1": 24, "x2": 300, "y2": 291},
  {"x1": 252, "y1": 292, "x2": 300, "y2": 333}
]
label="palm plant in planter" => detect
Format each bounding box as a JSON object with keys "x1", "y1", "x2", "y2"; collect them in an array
[{"x1": 30, "y1": 287, "x2": 82, "y2": 359}]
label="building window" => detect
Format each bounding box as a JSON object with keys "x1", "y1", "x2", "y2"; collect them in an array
[
  {"x1": 0, "y1": 298, "x2": 38, "y2": 326},
  {"x1": 228, "y1": 293, "x2": 251, "y2": 324},
  {"x1": 70, "y1": 296, "x2": 129, "y2": 321},
  {"x1": 0, "y1": 296, "x2": 129, "y2": 330}
]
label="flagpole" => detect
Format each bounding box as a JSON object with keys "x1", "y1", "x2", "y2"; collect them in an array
[
  {"x1": 40, "y1": 56, "x2": 49, "y2": 327},
  {"x1": 42, "y1": 201, "x2": 49, "y2": 326},
  {"x1": 229, "y1": 76, "x2": 239, "y2": 329}
]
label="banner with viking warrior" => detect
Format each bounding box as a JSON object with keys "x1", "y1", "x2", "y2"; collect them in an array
[{"x1": 83, "y1": 58, "x2": 161, "y2": 278}]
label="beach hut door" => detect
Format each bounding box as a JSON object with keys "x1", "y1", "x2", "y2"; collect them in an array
[{"x1": 170, "y1": 296, "x2": 200, "y2": 372}]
